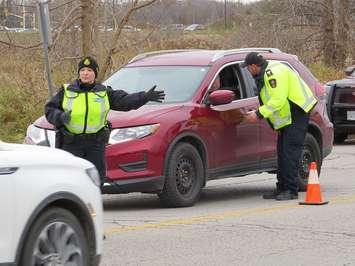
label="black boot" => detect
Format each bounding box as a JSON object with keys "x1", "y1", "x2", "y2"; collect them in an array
[
  {"x1": 262, "y1": 190, "x2": 281, "y2": 199},
  {"x1": 275, "y1": 190, "x2": 298, "y2": 201}
]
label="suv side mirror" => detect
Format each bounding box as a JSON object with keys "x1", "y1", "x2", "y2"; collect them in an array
[
  {"x1": 344, "y1": 65, "x2": 355, "y2": 77},
  {"x1": 208, "y1": 90, "x2": 235, "y2": 106}
]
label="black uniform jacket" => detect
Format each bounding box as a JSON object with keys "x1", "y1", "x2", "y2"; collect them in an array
[{"x1": 45, "y1": 79, "x2": 148, "y2": 129}]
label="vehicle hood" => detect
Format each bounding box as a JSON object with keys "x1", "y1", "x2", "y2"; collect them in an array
[
  {"x1": 0, "y1": 141, "x2": 93, "y2": 168},
  {"x1": 108, "y1": 104, "x2": 181, "y2": 128},
  {"x1": 326, "y1": 78, "x2": 355, "y2": 87},
  {"x1": 33, "y1": 104, "x2": 182, "y2": 129}
]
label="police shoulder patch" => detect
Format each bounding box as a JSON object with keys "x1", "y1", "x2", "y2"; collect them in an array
[
  {"x1": 266, "y1": 69, "x2": 273, "y2": 77},
  {"x1": 269, "y1": 79, "x2": 277, "y2": 88}
]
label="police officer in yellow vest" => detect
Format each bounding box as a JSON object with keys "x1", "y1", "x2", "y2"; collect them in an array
[
  {"x1": 241, "y1": 52, "x2": 317, "y2": 200},
  {"x1": 45, "y1": 56, "x2": 165, "y2": 186}
]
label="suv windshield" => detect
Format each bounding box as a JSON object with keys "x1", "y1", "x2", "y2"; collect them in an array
[{"x1": 104, "y1": 66, "x2": 209, "y2": 103}]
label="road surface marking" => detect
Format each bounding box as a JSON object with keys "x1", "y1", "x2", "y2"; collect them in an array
[{"x1": 104, "y1": 195, "x2": 355, "y2": 236}]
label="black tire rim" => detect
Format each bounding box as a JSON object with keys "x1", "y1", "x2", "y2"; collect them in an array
[
  {"x1": 299, "y1": 145, "x2": 314, "y2": 183},
  {"x1": 175, "y1": 156, "x2": 196, "y2": 195},
  {"x1": 32, "y1": 221, "x2": 83, "y2": 266}
]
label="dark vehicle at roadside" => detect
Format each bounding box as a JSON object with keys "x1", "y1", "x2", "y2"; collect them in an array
[
  {"x1": 25, "y1": 48, "x2": 333, "y2": 207},
  {"x1": 325, "y1": 65, "x2": 355, "y2": 143}
]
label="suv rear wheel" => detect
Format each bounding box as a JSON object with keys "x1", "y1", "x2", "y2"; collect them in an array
[
  {"x1": 159, "y1": 143, "x2": 204, "y2": 207},
  {"x1": 298, "y1": 133, "x2": 322, "y2": 191},
  {"x1": 20, "y1": 207, "x2": 89, "y2": 266},
  {"x1": 334, "y1": 133, "x2": 347, "y2": 144}
]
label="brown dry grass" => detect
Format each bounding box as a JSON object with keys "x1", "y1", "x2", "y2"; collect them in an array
[{"x1": 0, "y1": 31, "x2": 345, "y2": 142}]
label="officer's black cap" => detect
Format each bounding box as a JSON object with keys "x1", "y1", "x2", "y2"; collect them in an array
[
  {"x1": 78, "y1": 56, "x2": 99, "y2": 78},
  {"x1": 240, "y1": 52, "x2": 265, "y2": 67}
]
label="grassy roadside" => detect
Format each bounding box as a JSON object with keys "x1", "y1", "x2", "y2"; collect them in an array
[
  {"x1": 0, "y1": 34, "x2": 345, "y2": 143},
  {"x1": 0, "y1": 48, "x2": 73, "y2": 143}
]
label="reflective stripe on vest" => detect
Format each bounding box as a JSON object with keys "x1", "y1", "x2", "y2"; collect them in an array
[
  {"x1": 295, "y1": 74, "x2": 317, "y2": 112},
  {"x1": 274, "y1": 114, "x2": 291, "y2": 128},
  {"x1": 62, "y1": 84, "x2": 110, "y2": 134}
]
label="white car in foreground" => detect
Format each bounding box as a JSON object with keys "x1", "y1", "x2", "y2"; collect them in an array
[{"x1": 0, "y1": 141, "x2": 103, "y2": 266}]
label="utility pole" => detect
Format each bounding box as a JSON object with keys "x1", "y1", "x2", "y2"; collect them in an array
[
  {"x1": 224, "y1": 0, "x2": 227, "y2": 30},
  {"x1": 37, "y1": 0, "x2": 54, "y2": 97},
  {"x1": 22, "y1": 3, "x2": 25, "y2": 30},
  {"x1": 112, "y1": 0, "x2": 116, "y2": 29},
  {"x1": 32, "y1": 12, "x2": 36, "y2": 30}
]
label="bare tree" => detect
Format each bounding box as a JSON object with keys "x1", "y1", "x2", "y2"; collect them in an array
[
  {"x1": 80, "y1": 0, "x2": 96, "y2": 56},
  {"x1": 321, "y1": 0, "x2": 336, "y2": 66},
  {"x1": 334, "y1": 0, "x2": 350, "y2": 67},
  {"x1": 98, "y1": 0, "x2": 157, "y2": 80}
]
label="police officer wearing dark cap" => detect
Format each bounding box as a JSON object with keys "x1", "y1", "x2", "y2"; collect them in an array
[
  {"x1": 45, "y1": 56, "x2": 165, "y2": 186},
  {"x1": 241, "y1": 52, "x2": 317, "y2": 200}
]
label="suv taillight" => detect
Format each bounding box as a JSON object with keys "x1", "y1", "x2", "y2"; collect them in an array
[{"x1": 315, "y1": 83, "x2": 326, "y2": 98}]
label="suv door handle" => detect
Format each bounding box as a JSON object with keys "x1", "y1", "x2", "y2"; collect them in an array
[{"x1": 0, "y1": 167, "x2": 18, "y2": 175}]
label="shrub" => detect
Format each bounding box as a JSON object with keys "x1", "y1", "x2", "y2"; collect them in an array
[{"x1": 308, "y1": 62, "x2": 344, "y2": 84}]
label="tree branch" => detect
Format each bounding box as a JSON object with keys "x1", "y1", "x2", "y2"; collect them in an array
[
  {"x1": 50, "y1": 5, "x2": 82, "y2": 50},
  {"x1": 99, "y1": 0, "x2": 158, "y2": 80},
  {"x1": 302, "y1": 30, "x2": 323, "y2": 42},
  {"x1": 50, "y1": 0, "x2": 77, "y2": 11},
  {"x1": 0, "y1": 40, "x2": 42, "y2": 49},
  {"x1": 292, "y1": 24, "x2": 321, "y2": 27}
]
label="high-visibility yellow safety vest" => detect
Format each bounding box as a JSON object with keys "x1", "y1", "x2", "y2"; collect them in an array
[
  {"x1": 62, "y1": 84, "x2": 110, "y2": 134},
  {"x1": 259, "y1": 61, "x2": 317, "y2": 130}
]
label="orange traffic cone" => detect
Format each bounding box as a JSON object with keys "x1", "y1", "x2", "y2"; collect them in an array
[{"x1": 299, "y1": 162, "x2": 329, "y2": 205}]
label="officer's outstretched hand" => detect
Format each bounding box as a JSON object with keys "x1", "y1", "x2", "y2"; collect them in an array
[
  {"x1": 145, "y1": 85, "x2": 165, "y2": 103},
  {"x1": 243, "y1": 110, "x2": 258, "y2": 123},
  {"x1": 60, "y1": 110, "x2": 71, "y2": 125}
]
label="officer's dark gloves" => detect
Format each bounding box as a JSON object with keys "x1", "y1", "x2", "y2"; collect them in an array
[
  {"x1": 60, "y1": 111, "x2": 71, "y2": 125},
  {"x1": 145, "y1": 85, "x2": 165, "y2": 103}
]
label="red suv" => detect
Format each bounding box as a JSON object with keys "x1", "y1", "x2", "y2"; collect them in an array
[{"x1": 25, "y1": 48, "x2": 333, "y2": 207}]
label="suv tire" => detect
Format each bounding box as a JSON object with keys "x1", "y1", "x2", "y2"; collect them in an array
[
  {"x1": 334, "y1": 133, "x2": 347, "y2": 144},
  {"x1": 298, "y1": 133, "x2": 322, "y2": 191},
  {"x1": 159, "y1": 143, "x2": 204, "y2": 207},
  {"x1": 20, "y1": 207, "x2": 89, "y2": 266}
]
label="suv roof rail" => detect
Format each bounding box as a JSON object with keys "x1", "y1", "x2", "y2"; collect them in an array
[
  {"x1": 211, "y1": 47, "x2": 282, "y2": 62},
  {"x1": 128, "y1": 49, "x2": 203, "y2": 64}
]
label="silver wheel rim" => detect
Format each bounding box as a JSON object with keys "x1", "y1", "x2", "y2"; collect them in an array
[{"x1": 32, "y1": 221, "x2": 83, "y2": 266}]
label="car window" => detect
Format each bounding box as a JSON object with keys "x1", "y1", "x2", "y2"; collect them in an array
[
  {"x1": 104, "y1": 66, "x2": 209, "y2": 103},
  {"x1": 207, "y1": 64, "x2": 246, "y2": 101},
  {"x1": 239, "y1": 67, "x2": 258, "y2": 97},
  {"x1": 278, "y1": 60, "x2": 298, "y2": 73}
]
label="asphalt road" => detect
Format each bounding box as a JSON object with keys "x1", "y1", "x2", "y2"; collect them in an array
[{"x1": 101, "y1": 140, "x2": 355, "y2": 266}]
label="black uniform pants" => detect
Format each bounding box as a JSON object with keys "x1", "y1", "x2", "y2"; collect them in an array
[
  {"x1": 276, "y1": 105, "x2": 309, "y2": 194},
  {"x1": 62, "y1": 139, "x2": 106, "y2": 184}
]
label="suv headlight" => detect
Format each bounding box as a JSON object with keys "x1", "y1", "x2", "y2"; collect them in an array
[
  {"x1": 26, "y1": 124, "x2": 55, "y2": 147},
  {"x1": 26, "y1": 124, "x2": 47, "y2": 145},
  {"x1": 85, "y1": 167, "x2": 101, "y2": 187},
  {"x1": 109, "y1": 124, "x2": 160, "y2": 144}
]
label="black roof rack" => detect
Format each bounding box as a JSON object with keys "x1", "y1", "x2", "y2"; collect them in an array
[
  {"x1": 128, "y1": 49, "x2": 203, "y2": 64},
  {"x1": 211, "y1": 47, "x2": 282, "y2": 62}
]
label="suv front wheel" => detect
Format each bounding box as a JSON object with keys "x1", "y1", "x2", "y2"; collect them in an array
[{"x1": 159, "y1": 142, "x2": 204, "y2": 207}]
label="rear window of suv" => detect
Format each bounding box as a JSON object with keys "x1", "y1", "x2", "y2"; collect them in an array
[{"x1": 105, "y1": 66, "x2": 210, "y2": 103}]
